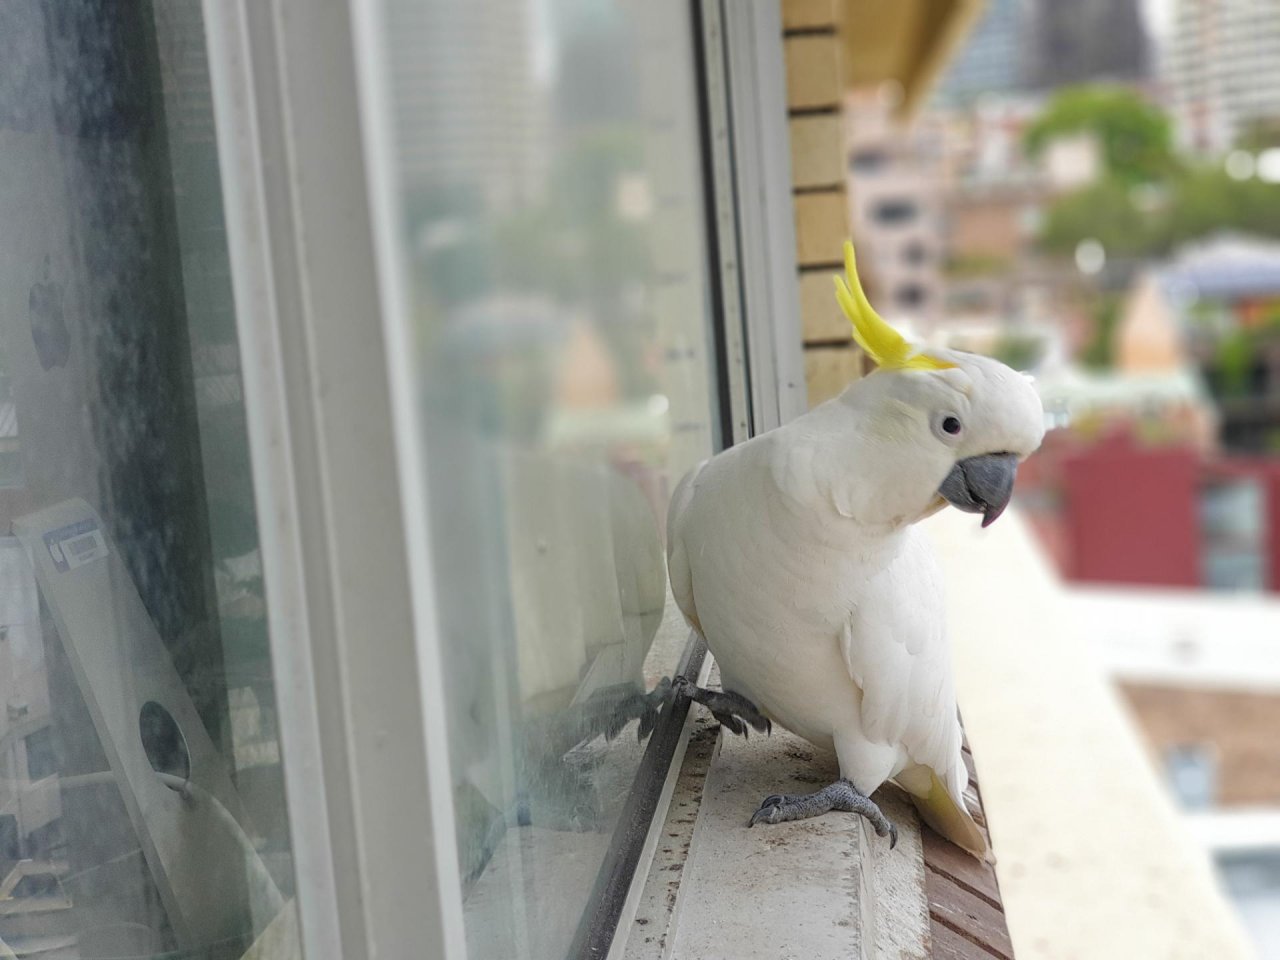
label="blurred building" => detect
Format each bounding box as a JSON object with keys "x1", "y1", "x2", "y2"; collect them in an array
[
  {"x1": 1031, "y1": 430, "x2": 1280, "y2": 592},
  {"x1": 1118, "y1": 233, "x2": 1280, "y2": 452},
  {"x1": 1022, "y1": 0, "x2": 1150, "y2": 90},
  {"x1": 1166, "y1": 0, "x2": 1280, "y2": 153},
  {"x1": 934, "y1": 0, "x2": 1026, "y2": 105},
  {"x1": 1019, "y1": 410, "x2": 1280, "y2": 952},
  {"x1": 844, "y1": 92, "x2": 945, "y2": 335},
  {"x1": 846, "y1": 90, "x2": 1096, "y2": 352},
  {"x1": 939, "y1": 96, "x2": 1045, "y2": 263},
  {"x1": 935, "y1": 0, "x2": 1153, "y2": 105},
  {"x1": 1072, "y1": 586, "x2": 1280, "y2": 955},
  {"x1": 1023, "y1": 0, "x2": 1150, "y2": 90},
  {"x1": 918, "y1": 95, "x2": 1099, "y2": 356}
]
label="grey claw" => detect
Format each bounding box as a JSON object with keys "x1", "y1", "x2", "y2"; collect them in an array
[
  {"x1": 748, "y1": 795, "x2": 788, "y2": 827},
  {"x1": 717, "y1": 714, "x2": 747, "y2": 738},
  {"x1": 888, "y1": 823, "x2": 898, "y2": 849}
]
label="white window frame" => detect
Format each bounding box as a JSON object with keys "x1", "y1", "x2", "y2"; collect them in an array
[
  {"x1": 201, "y1": 1, "x2": 804, "y2": 957},
  {"x1": 202, "y1": 2, "x2": 464, "y2": 957}
]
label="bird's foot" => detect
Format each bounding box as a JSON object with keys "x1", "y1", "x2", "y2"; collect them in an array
[
  {"x1": 672, "y1": 676, "x2": 771, "y2": 738},
  {"x1": 747, "y1": 778, "x2": 897, "y2": 847},
  {"x1": 555, "y1": 677, "x2": 674, "y2": 747},
  {"x1": 601, "y1": 677, "x2": 673, "y2": 742}
]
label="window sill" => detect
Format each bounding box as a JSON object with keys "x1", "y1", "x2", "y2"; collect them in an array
[{"x1": 617, "y1": 666, "x2": 1011, "y2": 960}]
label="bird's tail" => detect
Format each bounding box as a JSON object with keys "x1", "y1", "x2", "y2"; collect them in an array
[{"x1": 907, "y1": 768, "x2": 993, "y2": 863}]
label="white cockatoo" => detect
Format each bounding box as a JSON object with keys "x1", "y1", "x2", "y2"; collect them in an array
[{"x1": 665, "y1": 242, "x2": 1044, "y2": 858}]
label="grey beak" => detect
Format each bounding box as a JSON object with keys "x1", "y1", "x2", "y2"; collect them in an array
[{"x1": 938, "y1": 453, "x2": 1019, "y2": 528}]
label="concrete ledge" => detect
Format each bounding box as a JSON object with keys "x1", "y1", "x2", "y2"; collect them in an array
[
  {"x1": 621, "y1": 685, "x2": 931, "y2": 960},
  {"x1": 929, "y1": 508, "x2": 1255, "y2": 959}
]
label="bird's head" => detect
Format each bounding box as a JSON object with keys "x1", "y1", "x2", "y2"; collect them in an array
[{"x1": 825, "y1": 242, "x2": 1044, "y2": 528}]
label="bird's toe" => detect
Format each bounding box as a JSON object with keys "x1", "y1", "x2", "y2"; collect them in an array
[
  {"x1": 748, "y1": 795, "x2": 787, "y2": 827},
  {"x1": 716, "y1": 713, "x2": 748, "y2": 738}
]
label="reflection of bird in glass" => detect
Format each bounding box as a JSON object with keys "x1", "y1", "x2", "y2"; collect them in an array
[
  {"x1": 454, "y1": 447, "x2": 672, "y2": 884},
  {"x1": 665, "y1": 244, "x2": 1045, "y2": 859}
]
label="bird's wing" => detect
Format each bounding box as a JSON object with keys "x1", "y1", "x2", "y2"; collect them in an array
[
  {"x1": 838, "y1": 529, "x2": 988, "y2": 858},
  {"x1": 838, "y1": 529, "x2": 964, "y2": 795},
  {"x1": 666, "y1": 458, "x2": 709, "y2": 636}
]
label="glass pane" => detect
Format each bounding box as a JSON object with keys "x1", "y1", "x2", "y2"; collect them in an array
[
  {"x1": 1201, "y1": 480, "x2": 1268, "y2": 589},
  {"x1": 372, "y1": 0, "x2": 720, "y2": 956},
  {"x1": 0, "y1": 2, "x2": 298, "y2": 957},
  {"x1": 1217, "y1": 852, "x2": 1280, "y2": 960}
]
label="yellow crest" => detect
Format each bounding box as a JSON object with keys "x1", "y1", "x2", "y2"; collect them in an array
[{"x1": 832, "y1": 241, "x2": 954, "y2": 371}]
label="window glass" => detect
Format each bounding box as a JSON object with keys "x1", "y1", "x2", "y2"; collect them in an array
[
  {"x1": 1163, "y1": 743, "x2": 1218, "y2": 809},
  {"x1": 873, "y1": 198, "x2": 919, "y2": 224},
  {"x1": 850, "y1": 148, "x2": 889, "y2": 173},
  {"x1": 0, "y1": 2, "x2": 298, "y2": 957},
  {"x1": 1217, "y1": 851, "x2": 1280, "y2": 960},
  {"x1": 1201, "y1": 479, "x2": 1268, "y2": 590},
  {"x1": 371, "y1": 0, "x2": 720, "y2": 956}
]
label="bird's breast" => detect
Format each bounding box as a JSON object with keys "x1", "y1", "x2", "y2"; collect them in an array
[{"x1": 685, "y1": 491, "x2": 881, "y2": 740}]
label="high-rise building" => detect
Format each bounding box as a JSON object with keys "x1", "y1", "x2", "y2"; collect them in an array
[
  {"x1": 938, "y1": 0, "x2": 1152, "y2": 104},
  {"x1": 1024, "y1": 0, "x2": 1150, "y2": 90},
  {"x1": 1165, "y1": 0, "x2": 1280, "y2": 154},
  {"x1": 935, "y1": 0, "x2": 1026, "y2": 104}
]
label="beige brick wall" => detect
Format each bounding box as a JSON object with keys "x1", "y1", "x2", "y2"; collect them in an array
[
  {"x1": 781, "y1": 0, "x2": 838, "y2": 31},
  {"x1": 789, "y1": 114, "x2": 845, "y2": 188},
  {"x1": 798, "y1": 272, "x2": 848, "y2": 341},
  {"x1": 793, "y1": 192, "x2": 848, "y2": 266},
  {"x1": 804, "y1": 347, "x2": 864, "y2": 407},
  {"x1": 781, "y1": 0, "x2": 861, "y2": 408},
  {"x1": 784, "y1": 36, "x2": 843, "y2": 111}
]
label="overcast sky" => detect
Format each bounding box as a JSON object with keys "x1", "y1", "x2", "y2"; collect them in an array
[{"x1": 1140, "y1": 0, "x2": 1175, "y2": 40}]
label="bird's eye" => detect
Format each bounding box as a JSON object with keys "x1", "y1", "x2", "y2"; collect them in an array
[{"x1": 941, "y1": 416, "x2": 962, "y2": 435}]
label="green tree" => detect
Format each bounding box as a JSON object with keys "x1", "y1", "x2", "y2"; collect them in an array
[
  {"x1": 991, "y1": 333, "x2": 1045, "y2": 371},
  {"x1": 1032, "y1": 87, "x2": 1280, "y2": 260},
  {"x1": 1081, "y1": 294, "x2": 1120, "y2": 370},
  {"x1": 1037, "y1": 177, "x2": 1156, "y2": 256},
  {"x1": 1161, "y1": 168, "x2": 1280, "y2": 249},
  {"x1": 1038, "y1": 167, "x2": 1280, "y2": 259},
  {"x1": 1236, "y1": 116, "x2": 1280, "y2": 152},
  {"x1": 1216, "y1": 329, "x2": 1255, "y2": 397},
  {"x1": 1024, "y1": 85, "x2": 1175, "y2": 184}
]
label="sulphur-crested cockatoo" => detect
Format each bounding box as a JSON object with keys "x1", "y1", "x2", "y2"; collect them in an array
[{"x1": 666, "y1": 242, "x2": 1043, "y2": 858}]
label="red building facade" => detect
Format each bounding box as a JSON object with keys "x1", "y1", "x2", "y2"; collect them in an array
[{"x1": 1022, "y1": 429, "x2": 1280, "y2": 592}]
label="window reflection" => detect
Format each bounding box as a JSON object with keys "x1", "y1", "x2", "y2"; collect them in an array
[
  {"x1": 377, "y1": 0, "x2": 720, "y2": 955},
  {"x1": 0, "y1": 1, "x2": 297, "y2": 957}
]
